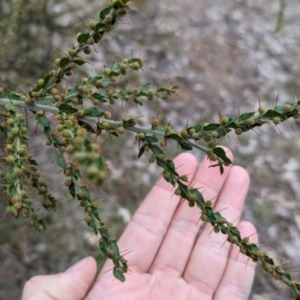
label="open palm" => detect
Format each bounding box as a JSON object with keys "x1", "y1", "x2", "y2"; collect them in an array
[
  {"x1": 86, "y1": 150, "x2": 257, "y2": 300},
  {"x1": 22, "y1": 150, "x2": 257, "y2": 300}
]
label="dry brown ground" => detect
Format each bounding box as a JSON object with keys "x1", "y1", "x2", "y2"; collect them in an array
[{"x1": 1, "y1": 0, "x2": 300, "y2": 299}]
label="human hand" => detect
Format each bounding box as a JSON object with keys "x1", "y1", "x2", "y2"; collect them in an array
[{"x1": 22, "y1": 150, "x2": 258, "y2": 300}]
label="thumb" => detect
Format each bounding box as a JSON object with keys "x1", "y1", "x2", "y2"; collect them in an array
[{"x1": 22, "y1": 256, "x2": 97, "y2": 300}]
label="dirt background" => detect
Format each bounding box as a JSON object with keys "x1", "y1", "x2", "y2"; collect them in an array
[{"x1": 1, "y1": 0, "x2": 300, "y2": 299}]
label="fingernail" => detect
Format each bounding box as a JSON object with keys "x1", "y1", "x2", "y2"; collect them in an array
[{"x1": 65, "y1": 257, "x2": 88, "y2": 273}]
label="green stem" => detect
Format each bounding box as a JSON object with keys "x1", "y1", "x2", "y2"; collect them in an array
[
  {"x1": 0, "y1": 97, "x2": 58, "y2": 114},
  {"x1": 187, "y1": 140, "x2": 210, "y2": 154},
  {"x1": 0, "y1": 97, "x2": 168, "y2": 136}
]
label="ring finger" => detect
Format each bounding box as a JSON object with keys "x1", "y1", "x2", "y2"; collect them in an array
[{"x1": 183, "y1": 166, "x2": 250, "y2": 299}]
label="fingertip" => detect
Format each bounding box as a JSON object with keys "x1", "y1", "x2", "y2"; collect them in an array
[
  {"x1": 173, "y1": 152, "x2": 198, "y2": 173},
  {"x1": 228, "y1": 165, "x2": 250, "y2": 189},
  {"x1": 65, "y1": 256, "x2": 97, "y2": 274}
]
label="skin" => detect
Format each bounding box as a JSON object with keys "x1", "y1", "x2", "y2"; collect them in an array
[{"x1": 22, "y1": 149, "x2": 258, "y2": 300}]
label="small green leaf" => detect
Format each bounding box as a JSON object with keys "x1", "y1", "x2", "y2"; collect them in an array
[
  {"x1": 143, "y1": 136, "x2": 159, "y2": 144},
  {"x1": 177, "y1": 182, "x2": 188, "y2": 199},
  {"x1": 165, "y1": 159, "x2": 178, "y2": 176},
  {"x1": 57, "y1": 155, "x2": 67, "y2": 169},
  {"x1": 179, "y1": 141, "x2": 193, "y2": 151},
  {"x1": 88, "y1": 219, "x2": 98, "y2": 233},
  {"x1": 6, "y1": 205, "x2": 18, "y2": 217},
  {"x1": 77, "y1": 33, "x2": 90, "y2": 43},
  {"x1": 58, "y1": 103, "x2": 78, "y2": 114},
  {"x1": 88, "y1": 75, "x2": 103, "y2": 84},
  {"x1": 74, "y1": 59, "x2": 86, "y2": 66},
  {"x1": 156, "y1": 87, "x2": 168, "y2": 93},
  {"x1": 122, "y1": 118, "x2": 136, "y2": 127},
  {"x1": 127, "y1": 58, "x2": 140, "y2": 64},
  {"x1": 36, "y1": 115, "x2": 51, "y2": 127},
  {"x1": 169, "y1": 85, "x2": 179, "y2": 91},
  {"x1": 90, "y1": 93, "x2": 108, "y2": 103},
  {"x1": 68, "y1": 181, "x2": 76, "y2": 198},
  {"x1": 263, "y1": 109, "x2": 284, "y2": 118},
  {"x1": 73, "y1": 170, "x2": 82, "y2": 180},
  {"x1": 96, "y1": 156, "x2": 106, "y2": 169},
  {"x1": 138, "y1": 145, "x2": 145, "y2": 158},
  {"x1": 239, "y1": 112, "x2": 255, "y2": 121},
  {"x1": 203, "y1": 123, "x2": 220, "y2": 131},
  {"x1": 110, "y1": 241, "x2": 121, "y2": 256},
  {"x1": 99, "y1": 240, "x2": 107, "y2": 254},
  {"x1": 111, "y1": 63, "x2": 121, "y2": 71},
  {"x1": 43, "y1": 74, "x2": 51, "y2": 86},
  {"x1": 66, "y1": 86, "x2": 78, "y2": 96},
  {"x1": 164, "y1": 173, "x2": 176, "y2": 185},
  {"x1": 165, "y1": 133, "x2": 184, "y2": 142},
  {"x1": 60, "y1": 57, "x2": 70, "y2": 68},
  {"x1": 100, "y1": 7, "x2": 112, "y2": 19},
  {"x1": 28, "y1": 158, "x2": 38, "y2": 166},
  {"x1": 107, "y1": 70, "x2": 119, "y2": 77},
  {"x1": 93, "y1": 33, "x2": 103, "y2": 43},
  {"x1": 113, "y1": 268, "x2": 125, "y2": 282},
  {"x1": 216, "y1": 127, "x2": 231, "y2": 139},
  {"x1": 213, "y1": 147, "x2": 232, "y2": 165},
  {"x1": 229, "y1": 227, "x2": 242, "y2": 239},
  {"x1": 5, "y1": 104, "x2": 17, "y2": 112},
  {"x1": 149, "y1": 145, "x2": 163, "y2": 155},
  {"x1": 5, "y1": 91, "x2": 22, "y2": 101},
  {"x1": 39, "y1": 97, "x2": 52, "y2": 105},
  {"x1": 84, "y1": 107, "x2": 104, "y2": 118},
  {"x1": 52, "y1": 137, "x2": 65, "y2": 147},
  {"x1": 113, "y1": 0, "x2": 126, "y2": 8},
  {"x1": 140, "y1": 83, "x2": 151, "y2": 91},
  {"x1": 205, "y1": 206, "x2": 216, "y2": 220},
  {"x1": 155, "y1": 126, "x2": 165, "y2": 133},
  {"x1": 78, "y1": 120, "x2": 95, "y2": 133}
]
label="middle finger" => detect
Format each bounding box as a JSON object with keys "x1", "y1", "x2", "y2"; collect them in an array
[
  {"x1": 149, "y1": 150, "x2": 233, "y2": 277},
  {"x1": 183, "y1": 165, "x2": 250, "y2": 299}
]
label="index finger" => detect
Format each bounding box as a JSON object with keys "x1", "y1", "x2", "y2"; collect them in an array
[{"x1": 99, "y1": 153, "x2": 198, "y2": 276}]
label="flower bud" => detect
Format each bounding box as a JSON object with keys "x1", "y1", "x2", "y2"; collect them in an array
[
  {"x1": 258, "y1": 106, "x2": 265, "y2": 114},
  {"x1": 104, "y1": 111, "x2": 112, "y2": 119},
  {"x1": 68, "y1": 49, "x2": 76, "y2": 56},
  {"x1": 37, "y1": 79, "x2": 44, "y2": 86},
  {"x1": 89, "y1": 21, "x2": 96, "y2": 30},
  {"x1": 221, "y1": 117, "x2": 229, "y2": 125},
  {"x1": 235, "y1": 128, "x2": 243, "y2": 135},
  {"x1": 148, "y1": 155, "x2": 155, "y2": 163},
  {"x1": 211, "y1": 131, "x2": 218, "y2": 138},
  {"x1": 84, "y1": 47, "x2": 91, "y2": 54},
  {"x1": 151, "y1": 119, "x2": 159, "y2": 128},
  {"x1": 245, "y1": 117, "x2": 255, "y2": 126},
  {"x1": 95, "y1": 80, "x2": 103, "y2": 88},
  {"x1": 139, "y1": 132, "x2": 146, "y2": 140},
  {"x1": 54, "y1": 58, "x2": 61, "y2": 66},
  {"x1": 117, "y1": 126, "x2": 125, "y2": 134},
  {"x1": 273, "y1": 117, "x2": 281, "y2": 125},
  {"x1": 181, "y1": 129, "x2": 188, "y2": 138}
]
